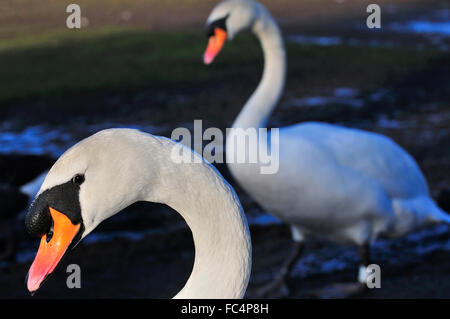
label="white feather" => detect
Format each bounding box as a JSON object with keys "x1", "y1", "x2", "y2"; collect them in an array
[{"x1": 37, "y1": 129, "x2": 252, "y2": 299}]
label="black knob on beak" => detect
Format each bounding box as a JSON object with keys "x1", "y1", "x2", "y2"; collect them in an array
[{"x1": 25, "y1": 198, "x2": 51, "y2": 238}]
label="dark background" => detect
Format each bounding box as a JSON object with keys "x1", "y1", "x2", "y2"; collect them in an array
[{"x1": 0, "y1": 0, "x2": 449, "y2": 298}]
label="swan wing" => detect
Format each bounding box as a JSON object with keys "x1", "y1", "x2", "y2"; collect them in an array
[{"x1": 281, "y1": 122, "x2": 429, "y2": 200}]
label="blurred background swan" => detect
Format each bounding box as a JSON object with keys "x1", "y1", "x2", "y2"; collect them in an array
[
  {"x1": 0, "y1": 0, "x2": 449, "y2": 298},
  {"x1": 203, "y1": 0, "x2": 449, "y2": 298}
]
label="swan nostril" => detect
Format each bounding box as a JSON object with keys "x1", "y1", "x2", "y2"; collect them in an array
[{"x1": 46, "y1": 218, "x2": 54, "y2": 243}]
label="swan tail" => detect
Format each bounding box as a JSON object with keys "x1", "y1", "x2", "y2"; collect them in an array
[
  {"x1": 430, "y1": 203, "x2": 450, "y2": 224},
  {"x1": 417, "y1": 196, "x2": 450, "y2": 225},
  {"x1": 391, "y1": 196, "x2": 450, "y2": 235}
]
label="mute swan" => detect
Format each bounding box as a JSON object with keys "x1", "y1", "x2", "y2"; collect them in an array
[
  {"x1": 204, "y1": 0, "x2": 449, "y2": 296},
  {"x1": 25, "y1": 129, "x2": 251, "y2": 299}
]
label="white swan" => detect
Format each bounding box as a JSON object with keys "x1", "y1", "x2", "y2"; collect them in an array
[
  {"x1": 204, "y1": 0, "x2": 449, "y2": 295},
  {"x1": 25, "y1": 129, "x2": 252, "y2": 299}
]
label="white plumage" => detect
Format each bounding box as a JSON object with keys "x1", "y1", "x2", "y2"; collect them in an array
[
  {"x1": 35, "y1": 129, "x2": 252, "y2": 298},
  {"x1": 205, "y1": 0, "x2": 449, "y2": 293}
]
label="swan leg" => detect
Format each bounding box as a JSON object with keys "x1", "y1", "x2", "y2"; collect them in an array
[
  {"x1": 358, "y1": 243, "x2": 371, "y2": 285},
  {"x1": 309, "y1": 243, "x2": 370, "y2": 299},
  {"x1": 251, "y1": 226, "x2": 305, "y2": 298}
]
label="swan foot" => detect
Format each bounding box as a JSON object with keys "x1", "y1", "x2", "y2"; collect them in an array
[
  {"x1": 248, "y1": 238, "x2": 305, "y2": 299},
  {"x1": 307, "y1": 282, "x2": 367, "y2": 299},
  {"x1": 247, "y1": 276, "x2": 290, "y2": 299}
]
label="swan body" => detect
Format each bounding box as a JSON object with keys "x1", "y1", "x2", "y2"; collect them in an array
[
  {"x1": 204, "y1": 0, "x2": 449, "y2": 291},
  {"x1": 25, "y1": 129, "x2": 251, "y2": 299},
  {"x1": 231, "y1": 121, "x2": 448, "y2": 244}
]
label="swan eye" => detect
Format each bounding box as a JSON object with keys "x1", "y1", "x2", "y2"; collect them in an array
[{"x1": 72, "y1": 174, "x2": 85, "y2": 186}]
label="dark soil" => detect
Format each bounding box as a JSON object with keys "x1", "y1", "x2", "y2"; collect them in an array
[{"x1": 0, "y1": 0, "x2": 449, "y2": 299}]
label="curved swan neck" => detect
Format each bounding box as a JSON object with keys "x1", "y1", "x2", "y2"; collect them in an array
[
  {"x1": 145, "y1": 138, "x2": 252, "y2": 299},
  {"x1": 232, "y1": 6, "x2": 286, "y2": 130}
]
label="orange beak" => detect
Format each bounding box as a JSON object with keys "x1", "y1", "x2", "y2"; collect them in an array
[
  {"x1": 27, "y1": 207, "x2": 81, "y2": 293},
  {"x1": 203, "y1": 28, "x2": 227, "y2": 65}
]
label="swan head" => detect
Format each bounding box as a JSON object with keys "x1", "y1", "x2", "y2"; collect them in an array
[
  {"x1": 24, "y1": 129, "x2": 153, "y2": 294},
  {"x1": 204, "y1": 0, "x2": 263, "y2": 64}
]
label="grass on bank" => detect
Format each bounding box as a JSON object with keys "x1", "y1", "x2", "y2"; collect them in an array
[{"x1": 0, "y1": 25, "x2": 442, "y2": 104}]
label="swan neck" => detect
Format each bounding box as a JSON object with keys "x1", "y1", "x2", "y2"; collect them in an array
[
  {"x1": 232, "y1": 9, "x2": 286, "y2": 130},
  {"x1": 147, "y1": 141, "x2": 251, "y2": 299}
]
